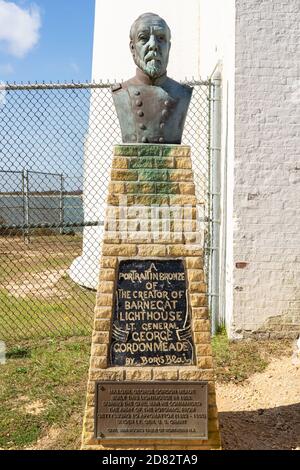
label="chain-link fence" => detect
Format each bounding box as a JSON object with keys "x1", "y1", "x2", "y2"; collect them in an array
[{"x1": 0, "y1": 80, "x2": 212, "y2": 344}]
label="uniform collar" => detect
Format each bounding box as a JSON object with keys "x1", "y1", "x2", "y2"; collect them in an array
[{"x1": 135, "y1": 68, "x2": 167, "y2": 86}]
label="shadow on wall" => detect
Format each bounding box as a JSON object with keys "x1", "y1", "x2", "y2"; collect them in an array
[{"x1": 219, "y1": 403, "x2": 300, "y2": 450}]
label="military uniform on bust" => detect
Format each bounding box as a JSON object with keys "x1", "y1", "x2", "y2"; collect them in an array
[{"x1": 112, "y1": 68, "x2": 193, "y2": 144}]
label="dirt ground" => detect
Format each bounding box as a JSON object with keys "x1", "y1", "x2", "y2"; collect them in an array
[{"x1": 217, "y1": 356, "x2": 300, "y2": 450}]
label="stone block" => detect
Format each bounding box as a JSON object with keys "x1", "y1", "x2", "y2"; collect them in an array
[
  {"x1": 138, "y1": 169, "x2": 169, "y2": 182},
  {"x1": 100, "y1": 257, "x2": 117, "y2": 269},
  {"x1": 179, "y1": 369, "x2": 214, "y2": 381},
  {"x1": 99, "y1": 269, "x2": 115, "y2": 281},
  {"x1": 169, "y1": 195, "x2": 197, "y2": 205},
  {"x1": 126, "y1": 182, "x2": 156, "y2": 194},
  {"x1": 179, "y1": 182, "x2": 196, "y2": 195},
  {"x1": 114, "y1": 145, "x2": 139, "y2": 156},
  {"x1": 96, "y1": 294, "x2": 113, "y2": 307},
  {"x1": 91, "y1": 344, "x2": 108, "y2": 357},
  {"x1": 168, "y1": 245, "x2": 203, "y2": 257},
  {"x1": 156, "y1": 182, "x2": 180, "y2": 194},
  {"x1": 197, "y1": 356, "x2": 214, "y2": 369},
  {"x1": 194, "y1": 332, "x2": 211, "y2": 343},
  {"x1": 193, "y1": 319, "x2": 211, "y2": 332},
  {"x1": 112, "y1": 157, "x2": 129, "y2": 169},
  {"x1": 133, "y1": 195, "x2": 169, "y2": 205},
  {"x1": 138, "y1": 145, "x2": 161, "y2": 156},
  {"x1": 92, "y1": 332, "x2": 109, "y2": 344},
  {"x1": 190, "y1": 294, "x2": 207, "y2": 308},
  {"x1": 129, "y1": 157, "x2": 174, "y2": 169},
  {"x1": 168, "y1": 170, "x2": 193, "y2": 182},
  {"x1": 108, "y1": 182, "x2": 125, "y2": 193},
  {"x1": 186, "y1": 257, "x2": 204, "y2": 269},
  {"x1": 192, "y1": 307, "x2": 209, "y2": 319},
  {"x1": 161, "y1": 146, "x2": 190, "y2": 157},
  {"x1": 99, "y1": 370, "x2": 125, "y2": 381},
  {"x1": 94, "y1": 319, "x2": 111, "y2": 331},
  {"x1": 97, "y1": 282, "x2": 114, "y2": 294},
  {"x1": 94, "y1": 306, "x2": 112, "y2": 319},
  {"x1": 188, "y1": 270, "x2": 205, "y2": 282},
  {"x1": 196, "y1": 344, "x2": 213, "y2": 356},
  {"x1": 152, "y1": 370, "x2": 179, "y2": 380},
  {"x1": 125, "y1": 370, "x2": 152, "y2": 381},
  {"x1": 175, "y1": 157, "x2": 192, "y2": 169},
  {"x1": 90, "y1": 357, "x2": 107, "y2": 369},
  {"x1": 138, "y1": 245, "x2": 167, "y2": 256},
  {"x1": 102, "y1": 244, "x2": 137, "y2": 256},
  {"x1": 111, "y1": 170, "x2": 138, "y2": 181}
]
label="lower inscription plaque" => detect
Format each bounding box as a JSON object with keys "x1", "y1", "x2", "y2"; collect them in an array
[{"x1": 95, "y1": 381, "x2": 208, "y2": 440}]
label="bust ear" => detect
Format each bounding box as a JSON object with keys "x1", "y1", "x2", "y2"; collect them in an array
[{"x1": 129, "y1": 41, "x2": 135, "y2": 55}]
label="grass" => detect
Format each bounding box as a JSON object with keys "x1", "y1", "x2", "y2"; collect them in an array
[
  {"x1": 0, "y1": 337, "x2": 91, "y2": 450},
  {"x1": 0, "y1": 234, "x2": 95, "y2": 344},
  {"x1": 212, "y1": 328, "x2": 293, "y2": 383}
]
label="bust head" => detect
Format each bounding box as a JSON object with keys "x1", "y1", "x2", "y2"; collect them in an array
[{"x1": 129, "y1": 13, "x2": 171, "y2": 79}]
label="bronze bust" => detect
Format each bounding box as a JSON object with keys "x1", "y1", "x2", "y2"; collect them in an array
[{"x1": 112, "y1": 13, "x2": 193, "y2": 144}]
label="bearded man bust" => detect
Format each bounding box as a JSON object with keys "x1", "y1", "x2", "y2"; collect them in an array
[{"x1": 112, "y1": 12, "x2": 193, "y2": 145}]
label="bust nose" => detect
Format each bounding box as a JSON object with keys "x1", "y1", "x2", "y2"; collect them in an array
[{"x1": 147, "y1": 34, "x2": 159, "y2": 51}]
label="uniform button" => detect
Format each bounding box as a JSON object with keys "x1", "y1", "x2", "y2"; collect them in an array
[
  {"x1": 160, "y1": 122, "x2": 165, "y2": 129},
  {"x1": 139, "y1": 124, "x2": 146, "y2": 130},
  {"x1": 162, "y1": 110, "x2": 168, "y2": 118},
  {"x1": 164, "y1": 100, "x2": 171, "y2": 107},
  {"x1": 142, "y1": 136, "x2": 148, "y2": 143},
  {"x1": 136, "y1": 100, "x2": 143, "y2": 107},
  {"x1": 138, "y1": 110, "x2": 144, "y2": 117},
  {"x1": 159, "y1": 137, "x2": 165, "y2": 143},
  {"x1": 134, "y1": 91, "x2": 141, "y2": 96}
]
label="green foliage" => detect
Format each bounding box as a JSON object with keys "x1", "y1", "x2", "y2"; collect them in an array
[
  {"x1": 0, "y1": 338, "x2": 90, "y2": 449},
  {"x1": 212, "y1": 329, "x2": 292, "y2": 383},
  {"x1": 6, "y1": 346, "x2": 31, "y2": 359}
]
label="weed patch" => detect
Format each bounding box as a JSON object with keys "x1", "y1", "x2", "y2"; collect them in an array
[
  {"x1": 0, "y1": 337, "x2": 90, "y2": 449},
  {"x1": 212, "y1": 331, "x2": 293, "y2": 383}
]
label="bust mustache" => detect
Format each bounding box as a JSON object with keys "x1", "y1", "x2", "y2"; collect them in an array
[{"x1": 135, "y1": 51, "x2": 163, "y2": 78}]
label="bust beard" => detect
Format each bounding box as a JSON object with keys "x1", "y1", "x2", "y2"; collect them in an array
[{"x1": 134, "y1": 56, "x2": 166, "y2": 79}]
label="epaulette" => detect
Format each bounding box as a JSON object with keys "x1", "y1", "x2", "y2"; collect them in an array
[{"x1": 111, "y1": 83, "x2": 122, "y2": 92}]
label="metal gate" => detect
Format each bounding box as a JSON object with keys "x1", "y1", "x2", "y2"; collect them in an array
[{"x1": 0, "y1": 78, "x2": 221, "y2": 344}]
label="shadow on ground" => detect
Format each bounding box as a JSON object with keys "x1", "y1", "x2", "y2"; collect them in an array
[{"x1": 219, "y1": 403, "x2": 300, "y2": 450}]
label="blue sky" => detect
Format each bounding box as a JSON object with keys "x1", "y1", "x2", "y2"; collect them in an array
[{"x1": 0, "y1": 0, "x2": 95, "y2": 83}]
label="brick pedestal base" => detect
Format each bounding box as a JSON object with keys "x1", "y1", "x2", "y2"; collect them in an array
[{"x1": 81, "y1": 145, "x2": 221, "y2": 450}]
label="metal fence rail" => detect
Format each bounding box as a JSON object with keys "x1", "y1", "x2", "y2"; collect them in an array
[{"x1": 0, "y1": 80, "x2": 213, "y2": 344}]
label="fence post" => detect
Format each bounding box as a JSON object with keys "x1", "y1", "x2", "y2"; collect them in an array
[
  {"x1": 22, "y1": 169, "x2": 30, "y2": 244},
  {"x1": 210, "y1": 70, "x2": 222, "y2": 335},
  {"x1": 59, "y1": 174, "x2": 65, "y2": 235}
]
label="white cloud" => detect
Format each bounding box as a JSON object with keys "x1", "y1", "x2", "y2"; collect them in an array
[{"x1": 0, "y1": 1, "x2": 41, "y2": 58}]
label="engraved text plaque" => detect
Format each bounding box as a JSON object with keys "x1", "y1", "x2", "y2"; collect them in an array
[
  {"x1": 110, "y1": 259, "x2": 195, "y2": 367},
  {"x1": 95, "y1": 381, "x2": 208, "y2": 440}
]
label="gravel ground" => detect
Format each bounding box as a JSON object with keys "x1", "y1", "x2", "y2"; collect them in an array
[{"x1": 217, "y1": 356, "x2": 300, "y2": 450}]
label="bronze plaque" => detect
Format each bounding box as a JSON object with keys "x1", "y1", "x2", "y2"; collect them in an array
[
  {"x1": 109, "y1": 259, "x2": 195, "y2": 367},
  {"x1": 95, "y1": 381, "x2": 208, "y2": 440}
]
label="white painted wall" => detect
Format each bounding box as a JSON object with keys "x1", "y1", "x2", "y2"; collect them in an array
[
  {"x1": 199, "y1": 0, "x2": 235, "y2": 333},
  {"x1": 233, "y1": 0, "x2": 300, "y2": 337},
  {"x1": 92, "y1": 0, "x2": 201, "y2": 81}
]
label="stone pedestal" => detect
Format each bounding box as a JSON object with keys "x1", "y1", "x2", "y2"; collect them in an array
[{"x1": 81, "y1": 144, "x2": 221, "y2": 450}]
